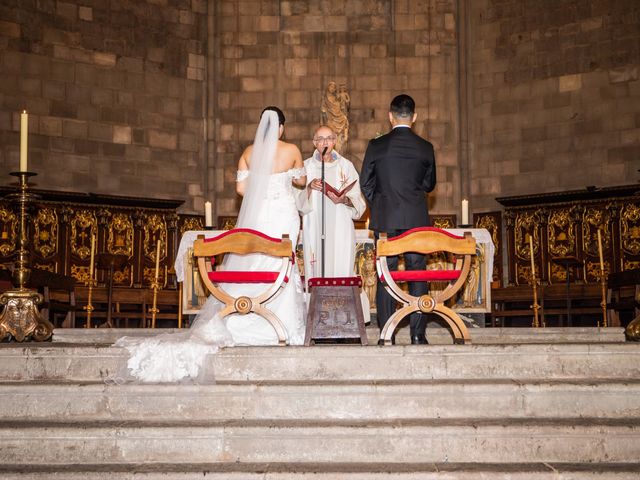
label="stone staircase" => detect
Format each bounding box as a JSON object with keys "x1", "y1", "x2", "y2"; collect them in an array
[{"x1": 0, "y1": 327, "x2": 639, "y2": 479}]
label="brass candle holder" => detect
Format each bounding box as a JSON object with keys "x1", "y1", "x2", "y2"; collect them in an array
[
  {"x1": 596, "y1": 230, "x2": 607, "y2": 328},
  {"x1": 0, "y1": 172, "x2": 53, "y2": 342},
  {"x1": 596, "y1": 270, "x2": 608, "y2": 328},
  {"x1": 83, "y1": 275, "x2": 96, "y2": 328},
  {"x1": 528, "y1": 236, "x2": 543, "y2": 328},
  {"x1": 530, "y1": 274, "x2": 543, "y2": 328},
  {"x1": 149, "y1": 278, "x2": 160, "y2": 328}
]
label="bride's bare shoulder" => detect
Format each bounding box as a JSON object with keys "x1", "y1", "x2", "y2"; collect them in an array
[
  {"x1": 276, "y1": 138, "x2": 296, "y2": 148},
  {"x1": 242, "y1": 144, "x2": 254, "y2": 157},
  {"x1": 277, "y1": 140, "x2": 302, "y2": 158},
  {"x1": 238, "y1": 144, "x2": 253, "y2": 168}
]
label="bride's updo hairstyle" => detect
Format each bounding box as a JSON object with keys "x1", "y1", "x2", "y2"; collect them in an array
[{"x1": 261, "y1": 106, "x2": 285, "y2": 126}]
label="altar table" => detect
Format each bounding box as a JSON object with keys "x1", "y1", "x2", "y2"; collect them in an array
[{"x1": 176, "y1": 229, "x2": 494, "y2": 315}]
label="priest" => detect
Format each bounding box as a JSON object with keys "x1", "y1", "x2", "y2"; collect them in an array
[{"x1": 302, "y1": 126, "x2": 367, "y2": 292}]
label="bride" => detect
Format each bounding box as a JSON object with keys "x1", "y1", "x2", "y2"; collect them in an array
[{"x1": 115, "y1": 107, "x2": 307, "y2": 382}]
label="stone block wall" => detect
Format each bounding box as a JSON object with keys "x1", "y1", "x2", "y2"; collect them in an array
[
  {"x1": 7, "y1": 0, "x2": 632, "y2": 220},
  {"x1": 467, "y1": 0, "x2": 640, "y2": 211},
  {"x1": 210, "y1": 0, "x2": 460, "y2": 217},
  {"x1": 0, "y1": 0, "x2": 208, "y2": 212}
]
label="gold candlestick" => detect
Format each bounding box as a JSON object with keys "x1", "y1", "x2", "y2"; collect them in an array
[
  {"x1": 0, "y1": 172, "x2": 53, "y2": 342},
  {"x1": 149, "y1": 279, "x2": 160, "y2": 328},
  {"x1": 149, "y1": 240, "x2": 161, "y2": 328},
  {"x1": 529, "y1": 236, "x2": 542, "y2": 328},
  {"x1": 83, "y1": 236, "x2": 96, "y2": 328},
  {"x1": 597, "y1": 229, "x2": 607, "y2": 327},
  {"x1": 83, "y1": 279, "x2": 95, "y2": 328}
]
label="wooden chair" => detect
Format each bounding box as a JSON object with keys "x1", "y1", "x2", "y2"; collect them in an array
[
  {"x1": 376, "y1": 227, "x2": 476, "y2": 345},
  {"x1": 193, "y1": 228, "x2": 294, "y2": 345}
]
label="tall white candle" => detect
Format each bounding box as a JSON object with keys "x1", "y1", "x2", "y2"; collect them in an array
[
  {"x1": 155, "y1": 239, "x2": 161, "y2": 281},
  {"x1": 89, "y1": 235, "x2": 95, "y2": 281},
  {"x1": 461, "y1": 199, "x2": 469, "y2": 225},
  {"x1": 204, "y1": 201, "x2": 213, "y2": 227},
  {"x1": 20, "y1": 111, "x2": 28, "y2": 172}
]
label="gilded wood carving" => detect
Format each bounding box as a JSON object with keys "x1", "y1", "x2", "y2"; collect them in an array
[
  {"x1": 33, "y1": 208, "x2": 58, "y2": 259},
  {"x1": 180, "y1": 216, "x2": 204, "y2": 236},
  {"x1": 582, "y1": 207, "x2": 611, "y2": 282},
  {"x1": 432, "y1": 215, "x2": 456, "y2": 229},
  {"x1": 514, "y1": 211, "x2": 540, "y2": 285},
  {"x1": 70, "y1": 210, "x2": 97, "y2": 260},
  {"x1": 143, "y1": 214, "x2": 166, "y2": 260},
  {"x1": 0, "y1": 207, "x2": 17, "y2": 257},
  {"x1": 621, "y1": 204, "x2": 640, "y2": 256},
  {"x1": 547, "y1": 208, "x2": 576, "y2": 258},
  {"x1": 107, "y1": 212, "x2": 134, "y2": 257}
]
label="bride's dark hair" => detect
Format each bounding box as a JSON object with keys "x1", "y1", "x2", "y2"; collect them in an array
[{"x1": 261, "y1": 106, "x2": 285, "y2": 125}]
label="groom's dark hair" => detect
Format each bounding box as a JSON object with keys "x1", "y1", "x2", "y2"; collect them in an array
[
  {"x1": 390, "y1": 94, "x2": 415, "y2": 118},
  {"x1": 262, "y1": 106, "x2": 286, "y2": 125}
]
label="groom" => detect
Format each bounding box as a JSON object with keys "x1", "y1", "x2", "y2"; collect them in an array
[{"x1": 359, "y1": 94, "x2": 437, "y2": 345}]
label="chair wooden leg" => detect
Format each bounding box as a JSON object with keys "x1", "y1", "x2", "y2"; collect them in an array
[
  {"x1": 380, "y1": 304, "x2": 418, "y2": 345},
  {"x1": 434, "y1": 304, "x2": 471, "y2": 344},
  {"x1": 253, "y1": 305, "x2": 288, "y2": 345},
  {"x1": 214, "y1": 301, "x2": 288, "y2": 346}
]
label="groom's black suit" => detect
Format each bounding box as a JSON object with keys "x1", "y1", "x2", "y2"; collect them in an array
[{"x1": 359, "y1": 126, "x2": 436, "y2": 337}]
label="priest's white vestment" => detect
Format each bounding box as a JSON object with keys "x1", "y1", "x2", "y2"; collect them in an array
[{"x1": 302, "y1": 150, "x2": 370, "y2": 322}]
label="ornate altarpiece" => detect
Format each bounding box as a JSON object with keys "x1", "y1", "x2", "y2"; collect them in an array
[
  {"x1": 0, "y1": 188, "x2": 204, "y2": 298},
  {"x1": 496, "y1": 184, "x2": 640, "y2": 287}
]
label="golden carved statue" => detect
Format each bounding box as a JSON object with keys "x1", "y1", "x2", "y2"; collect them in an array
[
  {"x1": 361, "y1": 249, "x2": 377, "y2": 308},
  {"x1": 462, "y1": 256, "x2": 481, "y2": 307},
  {"x1": 321, "y1": 81, "x2": 349, "y2": 152}
]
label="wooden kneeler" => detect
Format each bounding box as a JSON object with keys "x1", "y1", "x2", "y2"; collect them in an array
[
  {"x1": 376, "y1": 227, "x2": 476, "y2": 345},
  {"x1": 305, "y1": 277, "x2": 368, "y2": 345},
  {"x1": 193, "y1": 229, "x2": 294, "y2": 345}
]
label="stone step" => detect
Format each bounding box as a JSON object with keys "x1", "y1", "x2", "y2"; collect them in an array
[
  {"x1": 1, "y1": 421, "x2": 639, "y2": 465},
  {"x1": 3, "y1": 463, "x2": 640, "y2": 479},
  {"x1": 51, "y1": 326, "x2": 627, "y2": 345},
  {"x1": 2, "y1": 342, "x2": 639, "y2": 383},
  {"x1": 2, "y1": 380, "x2": 640, "y2": 422}
]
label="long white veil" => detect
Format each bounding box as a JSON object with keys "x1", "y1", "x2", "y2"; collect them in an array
[
  {"x1": 113, "y1": 109, "x2": 284, "y2": 383},
  {"x1": 194, "y1": 108, "x2": 280, "y2": 324},
  {"x1": 236, "y1": 109, "x2": 279, "y2": 229}
]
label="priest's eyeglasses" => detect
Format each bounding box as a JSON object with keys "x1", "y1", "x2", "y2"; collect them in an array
[{"x1": 313, "y1": 136, "x2": 336, "y2": 144}]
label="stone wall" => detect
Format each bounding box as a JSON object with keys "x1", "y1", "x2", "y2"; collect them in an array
[
  {"x1": 0, "y1": 0, "x2": 208, "y2": 212},
  {"x1": 467, "y1": 0, "x2": 640, "y2": 211},
  {"x1": 210, "y1": 0, "x2": 460, "y2": 217},
  {"x1": 4, "y1": 0, "x2": 633, "y2": 220}
]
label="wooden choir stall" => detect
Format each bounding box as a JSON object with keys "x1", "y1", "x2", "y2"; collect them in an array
[
  {"x1": 0, "y1": 187, "x2": 204, "y2": 328},
  {"x1": 486, "y1": 184, "x2": 640, "y2": 328}
]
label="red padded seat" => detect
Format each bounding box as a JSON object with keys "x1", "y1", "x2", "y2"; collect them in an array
[
  {"x1": 208, "y1": 271, "x2": 289, "y2": 284},
  {"x1": 205, "y1": 228, "x2": 292, "y2": 284},
  {"x1": 383, "y1": 269, "x2": 462, "y2": 283}
]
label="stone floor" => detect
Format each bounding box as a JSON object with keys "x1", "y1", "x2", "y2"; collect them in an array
[{"x1": 0, "y1": 327, "x2": 638, "y2": 479}]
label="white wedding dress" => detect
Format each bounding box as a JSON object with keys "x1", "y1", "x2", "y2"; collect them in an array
[
  {"x1": 114, "y1": 110, "x2": 306, "y2": 383},
  {"x1": 200, "y1": 168, "x2": 307, "y2": 347},
  {"x1": 115, "y1": 169, "x2": 306, "y2": 383}
]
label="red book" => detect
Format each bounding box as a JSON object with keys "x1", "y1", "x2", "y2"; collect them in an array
[{"x1": 322, "y1": 179, "x2": 357, "y2": 198}]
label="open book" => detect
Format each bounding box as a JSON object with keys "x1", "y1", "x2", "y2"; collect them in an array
[{"x1": 322, "y1": 179, "x2": 357, "y2": 198}]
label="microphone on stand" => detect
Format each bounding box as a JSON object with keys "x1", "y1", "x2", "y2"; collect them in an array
[{"x1": 321, "y1": 146, "x2": 328, "y2": 278}]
